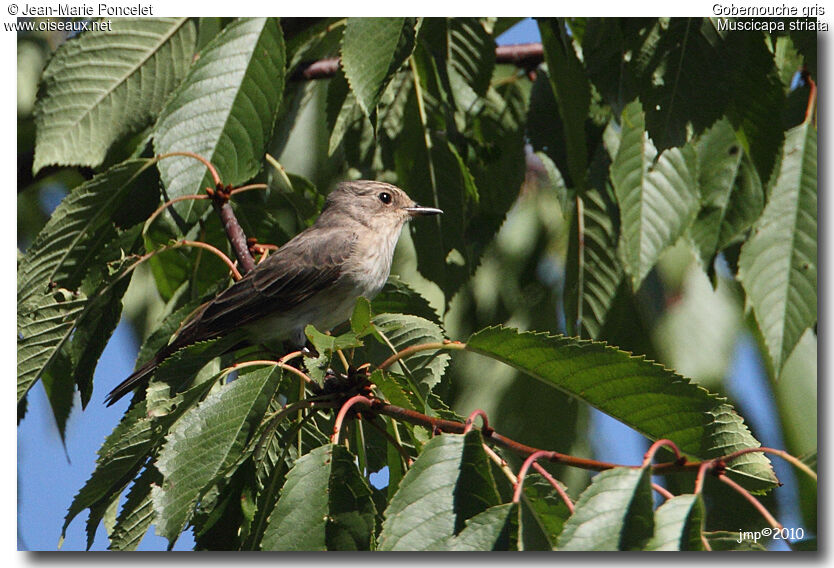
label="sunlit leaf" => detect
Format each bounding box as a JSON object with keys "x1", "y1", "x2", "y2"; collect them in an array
[
  {"x1": 557, "y1": 467, "x2": 653, "y2": 550},
  {"x1": 260, "y1": 444, "x2": 376, "y2": 551},
  {"x1": 33, "y1": 18, "x2": 195, "y2": 172},
  {"x1": 738, "y1": 120, "x2": 816, "y2": 376},
  {"x1": 466, "y1": 326, "x2": 777, "y2": 489}
]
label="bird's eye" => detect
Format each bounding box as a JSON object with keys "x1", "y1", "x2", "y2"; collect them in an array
[{"x1": 378, "y1": 192, "x2": 392, "y2": 204}]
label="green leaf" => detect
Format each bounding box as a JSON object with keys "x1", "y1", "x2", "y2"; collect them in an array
[
  {"x1": 260, "y1": 444, "x2": 376, "y2": 551},
  {"x1": 638, "y1": 19, "x2": 729, "y2": 152},
  {"x1": 738, "y1": 120, "x2": 816, "y2": 375},
  {"x1": 304, "y1": 325, "x2": 362, "y2": 354},
  {"x1": 33, "y1": 18, "x2": 195, "y2": 173},
  {"x1": 152, "y1": 366, "x2": 283, "y2": 545},
  {"x1": 62, "y1": 401, "x2": 155, "y2": 545},
  {"x1": 371, "y1": 277, "x2": 441, "y2": 324},
  {"x1": 689, "y1": 119, "x2": 764, "y2": 270},
  {"x1": 564, "y1": 179, "x2": 623, "y2": 338},
  {"x1": 723, "y1": 29, "x2": 786, "y2": 183},
  {"x1": 466, "y1": 326, "x2": 777, "y2": 489},
  {"x1": 378, "y1": 431, "x2": 501, "y2": 550},
  {"x1": 611, "y1": 100, "x2": 700, "y2": 290},
  {"x1": 445, "y1": 18, "x2": 495, "y2": 113},
  {"x1": 519, "y1": 474, "x2": 572, "y2": 550},
  {"x1": 538, "y1": 18, "x2": 590, "y2": 189},
  {"x1": 341, "y1": 17, "x2": 417, "y2": 129},
  {"x1": 154, "y1": 17, "x2": 285, "y2": 220},
  {"x1": 369, "y1": 313, "x2": 449, "y2": 399},
  {"x1": 350, "y1": 297, "x2": 374, "y2": 337},
  {"x1": 557, "y1": 467, "x2": 653, "y2": 551},
  {"x1": 644, "y1": 494, "x2": 705, "y2": 551},
  {"x1": 17, "y1": 159, "x2": 157, "y2": 308},
  {"x1": 108, "y1": 467, "x2": 161, "y2": 551},
  {"x1": 447, "y1": 503, "x2": 518, "y2": 551},
  {"x1": 704, "y1": 530, "x2": 767, "y2": 551}
]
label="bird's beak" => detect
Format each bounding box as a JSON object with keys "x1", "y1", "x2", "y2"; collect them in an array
[{"x1": 404, "y1": 204, "x2": 443, "y2": 217}]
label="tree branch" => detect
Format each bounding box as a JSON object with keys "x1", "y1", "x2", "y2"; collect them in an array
[{"x1": 289, "y1": 42, "x2": 544, "y2": 82}]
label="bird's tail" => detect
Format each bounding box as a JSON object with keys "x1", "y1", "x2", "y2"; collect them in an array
[{"x1": 104, "y1": 353, "x2": 164, "y2": 406}]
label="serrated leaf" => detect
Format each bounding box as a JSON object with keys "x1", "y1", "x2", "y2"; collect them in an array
[
  {"x1": 538, "y1": 18, "x2": 590, "y2": 189},
  {"x1": 370, "y1": 370, "x2": 421, "y2": 412},
  {"x1": 564, "y1": 180, "x2": 623, "y2": 338},
  {"x1": 644, "y1": 494, "x2": 705, "y2": 551},
  {"x1": 611, "y1": 100, "x2": 700, "y2": 289},
  {"x1": 371, "y1": 277, "x2": 440, "y2": 324},
  {"x1": 689, "y1": 118, "x2": 764, "y2": 270},
  {"x1": 260, "y1": 444, "x2": 376, "y2": 551},
  {"x1": 108, "y1": 467, "x2": 161, "y2": 551},
  {"x1": 62, "y1": 374, "x2": 220, "y2": 547},
  {"x1": 17, "y1": 158, "x2": 156, "y2": 405},
  {"x1": 446, "y1": 18, "x2": 495, "y2": 113},
  {"x1": 145, "y1": 335, "x2": 242, "y2": 411},
  {"x1": 62, "y1": 401, "x2": 155, "y2": 544},
  {"x1": 341, "y1": 17, "x2": 417, "y2": 129},
  {"x1": 723, "y1": 29, "x2": 786, "y2": 183},
  {"x1": 18, "y1": 232, "x2": 141, "y2": 406},
  {"x1": 466, "y1": 326, "x2": 777, "y2": 489},
  {"x1": 370, "y1": 313, "x2": 449, "y2": 398},
  {"x1": 378, "y1": 431, "x2": 500, "y2": 550},
  {"x1": 18, "y1": 159, "x2": 157, "y2": 307},
  {"x1": 33, "y1": 18, "x2": 195, "y2": 173},
  {"x1": 738, "y1": 120, "x2": 816, "y2": 376},
  {"x1": 152, "y1": 366, "x2": 283, "y2": 545},
  {"x1": 304, "y1": 324, "x2": 362, "y2": 354},
  {"x1": 154, "y1": 17, "x2": 285, "y2": 221},
  {"x1": 557, "y1": 467, "x2": 653, "y2": 551}
]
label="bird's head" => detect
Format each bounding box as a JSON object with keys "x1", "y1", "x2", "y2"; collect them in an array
[{"x1": 318, "y1": 180, "x2": 443, "y2": 232}]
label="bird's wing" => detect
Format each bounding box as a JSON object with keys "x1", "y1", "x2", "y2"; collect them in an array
[{"x1": 177, "y1": 226, "x2": 358, "y2": 343}]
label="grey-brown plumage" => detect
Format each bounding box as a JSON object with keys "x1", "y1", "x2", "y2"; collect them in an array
[{"x1": 105, "y1": 180, "x2": 442, "y2": 406}]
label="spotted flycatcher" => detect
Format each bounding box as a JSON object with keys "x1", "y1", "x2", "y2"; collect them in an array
[{"x1": 105, "y1": 180, "x2": 442, "y2": 405}]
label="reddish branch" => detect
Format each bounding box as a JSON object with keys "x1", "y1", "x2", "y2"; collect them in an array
[
  {"x1": 290, "y1": 42, "x2": 544, "y2": 82},
  {"x1": 207, "y1": 183, "x2": 257, "y2": 275}
]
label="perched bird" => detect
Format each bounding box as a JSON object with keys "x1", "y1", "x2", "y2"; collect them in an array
[{"x1": 105, "y1": 180, "x2": 442, "y2": 406}]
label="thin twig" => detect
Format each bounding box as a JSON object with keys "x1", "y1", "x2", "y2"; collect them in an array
[
  {"x1": 531, "y1": 462, "x2": 575, "y2": 513},
  {"x1": 331, "y1": 395, "x2": 374, "y2": 444},
  {"x1": 463, "y1": 409, "x2": 490, "y2": 434},
  {"x1": 378, "y1": 340, "x2": 466, "y2": 371},
  {"x1": 720, "y1": 446, "x2": 817, "y2": 482},
  {"x1": 157, "y1": 151, "x2": 221, "y2": 186},
  {"x1": 513, "y1": 450, "x2": 553, "y2": 503},
  {"x1": 643, "y1": 438, "x2": 684, "y2": 467},
  {"x1": 651, "y1": 482, "x2": 674, "y2": 501},
  {"x1": 718, "y1": 474, "x2": 791, "y2": 549}
]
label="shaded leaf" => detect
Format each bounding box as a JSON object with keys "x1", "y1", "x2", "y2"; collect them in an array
[
  {"x1": 447, "y1": 503, "x2": 518, "y2": 551},
  {"x1": 537, "y1": 18, "x2": 590, "y2": 189}
]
